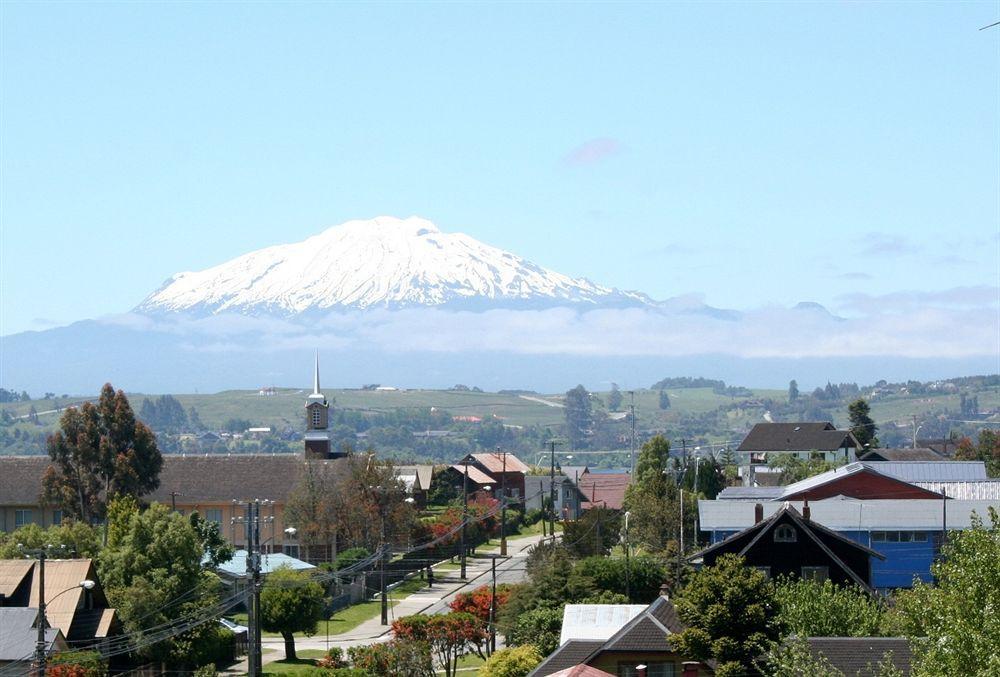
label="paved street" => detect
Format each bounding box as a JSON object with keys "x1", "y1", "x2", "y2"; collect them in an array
[{"x1": 226, "y1": 531, "x2": 557, "y2": 670}]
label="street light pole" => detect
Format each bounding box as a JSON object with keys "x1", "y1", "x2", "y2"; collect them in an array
[
  {"x1": 548, "y1": 441, "x2": 559, "y2": 540},
  {"x1": 33, "y1": 550, "x2": 46, "y2": 677},
  {"x1": 499, "y1": 448, "x2": 508, "y2": 557},
  {"x1": 461, "y1": 456, "x2": 469, "y2": 579}
]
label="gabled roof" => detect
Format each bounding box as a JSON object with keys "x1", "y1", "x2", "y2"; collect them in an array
[
  {"x1": 778, "y1": 463, "x2": 941, "y2": 501},
  {"x1": 579, "y1": 474, "x2": 631, "y2": 510},
  {"x1": 692, "y1": 504, "x2": 884, "y2": 592},
  {"x1": 469, "y1": 452, "x2": 530, "y2": 474},
  {"x1": 860, "y1": 448, "x2": 943, "y2": 462},
  {"x1": 395, "y1": 465, "x2": 434, "y2": 491},
  {"x1": 0, "y1": 608, "x2": 66, "y2": 661},
  {"x1": 805, "y1": 637, "x2": 912, "y2": 676},
  {"x1": 547, "y1": 667, "x2": 615, "y2": 677},
  {"x1": 737, "y1": 423, "x2": 859, "y2": 452},
  {"x1": 449, "y1": 464, "x2": 495, "y2": 485},
  {"x1": 599, "y1": 596, "x2": 686, "y2": 652},
  {"x1": 530, "y1": 640, "x2": 606, "y2": 677}
]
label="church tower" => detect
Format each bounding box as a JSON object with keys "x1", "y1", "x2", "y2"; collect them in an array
[{"x1": 304, "y1": 351, "x2": 333, "y2": 459}]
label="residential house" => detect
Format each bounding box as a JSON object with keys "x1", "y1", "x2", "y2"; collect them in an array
[
  {"x1": 577, "y1": 472, "x2": 632, "y2": 511},
  {"x1": 209, "y1": 549, "x2": 316, "y2": 606},
  {"x1": 530, "y1": 596, "x2": 713, "y2": 677},
  {"x1": 524, "y1": 475, "x2": 588, "y2": 520},
  {"x1": 860, "y1": 448, "x2": 943, "y2": 462},
  {"x1": 459, "y1": 452, "x2": 530, "y2": 501},
  {"x1": 0, "y1": 608, "x2": 68, "y2": 670},
  {"x1": 0, "y1": 559, "x2": 119, "y2": 651},
  {"x1": 691, "y1": 503, "x2": 885, "y2": 591},
  {"x1": 394, "y1": 465, "x2": 435, "y2": 508},
  {"x1": 736, "y1": 422, "x2": 860, "y2": 485},
  {"x1": 699, "y1": 498, "x2": 999, "y2": 590}
]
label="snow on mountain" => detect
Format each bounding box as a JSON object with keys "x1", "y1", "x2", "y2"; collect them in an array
[{"x1": 136, "y1": 216, "x2": 653, "y2": 315}]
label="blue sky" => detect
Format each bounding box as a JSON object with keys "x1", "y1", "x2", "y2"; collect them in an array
[{"x1": 1, "y1": 1, "x2": 998, "y2": 336}]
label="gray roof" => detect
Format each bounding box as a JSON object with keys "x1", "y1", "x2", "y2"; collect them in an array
[
  {"x1": 717, "y1": 486, "x2": 784, "y2": 501},
  {"x1": 860, "y1": 448, "x2": 943, "y2": 462},
  {"x1": 699, "y1": 498, "x2": 1000, "y2": 531},
  {"x1": 806, "y1": 637, "x2": 912, "y2": 676},
  {"x1": 529, "y1": 639, "x2": 604, "y2": 677},
  {"x1": 0, "y1": 608, "x2": 62, "y2": 661},
  {"x1": 737, "y1": 422, "x2": 858, "y2": 452},
  {"x1": 914, "y1": 480, "x2": 1000, "y2": 500},
  {"x1": 866, "y1": 461, "x2": 987, "y2": 482},
  {"x1": 0, "y1": 456, "x2": 50, "y2": 505}
]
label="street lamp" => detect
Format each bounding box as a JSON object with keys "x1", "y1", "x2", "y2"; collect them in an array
[{"x1": 30, "y1": 553, "x2": 94, "y2": 677}]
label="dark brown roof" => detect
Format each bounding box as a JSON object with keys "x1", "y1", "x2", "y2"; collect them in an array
[
  {"x1": 806, "y1": 637, "x2": 913, "y2": 676},
  {"x1": 0, "y1": 454, "x2": 346, "y2": 507},
  {"x1": 530, "y1": 640, "x2": 605, "y2": 677},
  {"x1": 152, "y1": 454, "x2": 347, "y2": 504},
  {"x1": 601, "y1": 597, "x2": 686, "y2": 652},
  {"x1": 860, "y1": 448, "x2": 943, "y2": 462},
  {"x1": 0, "y1": 456, "x2": 51, "y2": 504},
  {"x1": 469, "y1": 452, "x2": 530, "y2": 474},
  {"x1": 738, "y1": 423, "x2": 860, "y2": 452}
]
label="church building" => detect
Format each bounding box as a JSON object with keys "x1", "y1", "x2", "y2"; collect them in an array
[{"x1": 304, "y1": 352, "x2": 344, "y2": 459}]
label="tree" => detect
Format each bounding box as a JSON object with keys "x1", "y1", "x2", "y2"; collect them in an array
[
  {"x1": 98, "y1": 499, "x2": 226, "y2": 666},
  {"x1": 659, "y1": 389, "x2": 671, "y2": 410},
  {"x1": 673, "y1": 553, "x2": 782, "y2": 676},
  {"x1": 774, "y1": 578, "x2": 885, "y2": 638},
  {"x1": 788, "y1": 380, "x2": 799, "y2": 403},
  {"x1": 0, "y1": 521, "x2": 100, "y2": 559},
  {"x1": 955, "y1": 429, "x2": 1000, "y2": 478},
  {"x1": 510, "y1": 608, "x2": 562, "y2": 657},
  {"x1": 480, "y1": 644, "x2": 543, "y2": 677},
  {"x1": 562, "y1": 507, "x2": 621, "y2": 557},
  {"x1": 607, "y1": 383, "x2": 623, "y2": 412},
  {"x1": 43, "y1": 383, "x2": 162, "y2": 522},
  {"x1": 564, "y1": 385, "x2": 592, "y2": 449},
  {"x1": 449, "y1": 584, "x2": 514, "y2": 628},
  {"x1": 189, "y1": 511, "x2": 234, "y2": 567},
  {"x1": 284, "y1": 460, "x2": 342, "y2": 560},
  {"x1": 571, "y1": 555, "x2": 667, "y2": 603},
  {"x1": 347, "y1": 639, "x2": 434, "y2": 676},
  {"x1": 885, "y1": 508, "x2": 1000, "y2": 675},
  {"x1": 393, "y1": 613, "x2": 487, "y2": 677},
  {"x1": 260, "y1": 565, "x2": 326, "y2": 660},
  {"x1": 848, "y1": 398, "x2": 878, "y2": 450}
]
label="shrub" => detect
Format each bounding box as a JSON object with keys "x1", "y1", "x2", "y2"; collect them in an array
[
  {"x1": 510, "y1": 607, "x2": 562, "y2": 656},
  {"x1": 480, "y1": 645, "x2": 543, "y2": 677},
  {"x1": 192, "y1": 665, "x2": 216, "y2": 677},
  {"x1": 524, "y1": 509, "x2": 543, "y2": 526}
]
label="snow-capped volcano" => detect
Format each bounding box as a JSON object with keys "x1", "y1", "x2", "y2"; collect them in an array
[{"x1": 136, "y1": 216, "x2": 653, "y2": 315}]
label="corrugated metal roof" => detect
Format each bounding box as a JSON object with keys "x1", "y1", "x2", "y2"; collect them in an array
[
  {"x1": 914, "y1": 481, "x2": 1000, "y2": 500},
  {"x1": 450, "y1": 464, "x2": 496, "y2": 485},
  {"x1": 717, "y1": 487, "x2": 784, "y2": 500},
  {"x1": 211, "y1": 550, "x2": 315, "y2": 578},
  {"x1": 869, "y1": 461, "x2": 987, "y2": 482},
  {"x1": 699, "y1": 498, "x2": 1000, "y2": 531},
  {"x1": 470, "y1": 452, "x2": 530, "y2": 474},
  {"x1": 778, "y1": 463, "x2": 869, "y2": 499},
  {"x1": 0, "y1": 608, "x2": 65, "y2": 661},
  {"x1": 559, "y1": 604, "x2": 645, "y2": 644}
]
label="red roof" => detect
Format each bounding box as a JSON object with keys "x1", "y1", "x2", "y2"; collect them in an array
[
  {"x1": 470, "y1": 452, "x2": 530, "y2": 474},
  {"x1": 579, "y1": 474, "x2": 631, "y2": 510},
  {"x1": 548, "y1": 666, "x2": 615, "y2": 677}
]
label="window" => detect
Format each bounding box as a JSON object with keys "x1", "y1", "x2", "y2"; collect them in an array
[
  {"x1": 913, "y1": 531, "x2": 928, "y2": 542},
  {"x1": 51, "y1": 510, "x2": 62, "y2": 526},
  {"x1": 205, "y1": 508, "x2": 223, "y2": 524},
  {"x1": 774, "y1": 524, "x2": 797, "y2": 543},
  {"x1": 311, "y1": 408, "x2": 321, "y2": 427},
  {"x1": 15, "y1": 510, "x2": 32, "y2": 528},
  {"x1": 801, "y1": 566, "x2": 829, "y2": 582},
  {"x1": 873, "y1": 530, "x2": 927, "y2": 543},
  {"x1": 898, "y1": 531, "x2": 913, "y2": 542},
  {"x1": 283, "y1": 544, "x2": 300, "y2": 558}
]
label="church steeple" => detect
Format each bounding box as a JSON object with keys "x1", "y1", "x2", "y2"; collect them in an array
[{"x1": 304, "y1": 351, "x2": 333, "y2": 459}]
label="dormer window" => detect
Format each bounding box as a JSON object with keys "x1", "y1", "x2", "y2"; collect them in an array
[{"x1": 774, "y1": 524, "x2": 797, "y2": 543}]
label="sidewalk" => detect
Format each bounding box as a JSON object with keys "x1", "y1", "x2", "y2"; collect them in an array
[{"x1": 256, "y1": 530, "x2": 555, "y2": 663}]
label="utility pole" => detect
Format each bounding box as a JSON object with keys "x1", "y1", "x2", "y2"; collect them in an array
[
  {"x1": 941, "y1": 488, "x2": 948, "y2": 552},
  {"x1": 461, "y1": 456, "x2": 469, "y2": 579},
  {"x1": 33, "y1": 550, "x2": 46, "y2": 677},
  {"x1": 629, "y1": 391, "x2": 636, "y2": 475},
  {"x1": 242, "y1": 500, "x2": 264, "y2": 677},
  {"x1": 169, "y1": 491, "x2": 181, "y2": 512},
  {"x1": 499, "y1": 448, "x2": 508, "y2": 556},
  {"x1": 548, "y1": 441, "x2": 561, "y2": 540},
  {"x1": 623, "y1": 511, "x2": 631, "y2": 600},
  {"x1": 379, "y1": 488, "x2": 388, "y2": 626},
  {"x1": 912, "y1": 415, "x2": 918, "y2": 450},
  {"x1": 489, "y1": 556, "x2": 497, "y2": 655}
]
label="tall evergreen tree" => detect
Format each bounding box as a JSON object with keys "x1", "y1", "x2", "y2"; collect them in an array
[
  {"x1": 659, "y1": 389, "x2": 671, "y2": 410},
  {"x1": 848, "y1": 398, "x2": 878, "y2": 449},
  {"x1": 607, "y1": 383, "x2": 623, "y2": 412},
  {"x1": 563, "y1": 385, "x2": 593, "y2": 449},
  {"x1": 788, "y1": 379, "x2": 799, "y2": 403},
  {"x1": 43, "y1": 383, "x2": 162, "y2": 522}
]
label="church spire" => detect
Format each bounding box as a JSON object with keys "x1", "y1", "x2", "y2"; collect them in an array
[{"x1": 313, "y1": 349, "x2": 321, "y2": 396}]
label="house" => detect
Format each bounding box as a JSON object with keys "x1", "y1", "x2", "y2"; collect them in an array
[
  {"x1": 524, "y1": 475, "x2": 589, "y2": 520},
  {"x1": 0, "y1": 608, "x2": 68, "y2": 669},
  {"x1": 460, "y1": 452, "x2": 530, "y2": 501},
  {"x1": 394, "y1": 465, "x2": 435, "y2": 507},
  {"x1": 737, "y1": 423, "x2": 860, "y2": 484},
  {"x1": 559, "y1": 604, "x2": 647, "y2": 645},
  {"x1": 0, "y1": 559, "x2": 119, "y2": 650},
  {"x1": 691, "y1": 503, "x2": 885, "y2": 591},
  {"x1": 439, "y1": 463, "x2": 498, "y2": 496},
  {"x1": 578, "y1": 472, "x2": 632, "y2": 511},
  {"x1": 530, "y1": 596, "x2": 713, "y2": 677},
  {"x1": 804, "y1": 637, "x2": 912, "y2": 676},
  {"x1": 860, "y1": 448, "x2": 943, "y2": 462},
  {"x1": 210, "y1": 549, "x2": 316, "y2": 604},
  {"x1": 698, "y1": 498, "x2": 999, "y2": 590},
  {"x1": 774, "y1": 463, "x2": 943, "y2": 501}
]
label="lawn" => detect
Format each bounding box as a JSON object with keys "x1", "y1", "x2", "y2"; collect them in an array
[
  {"x1": 261, "y1": 649, "x2": 327, "y2": 674},
  {"x1": 436, "y1": 652, "x2": 486, "y2": 674}
]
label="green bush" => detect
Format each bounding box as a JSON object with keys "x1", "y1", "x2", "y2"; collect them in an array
[
  {"x1": 511, "y1": 607, "x2": 562, "y2": 656},
  {"x1": 523, "y1": 508, "x2": 543, "y2": 526},
  {"x1": 192, "y1": 665, "x2": 217, "y2": 677},
  {"x1": 334, "y1": 547, "x2": 372, "y2": 572},
  {"x1": 481, "y1": 645, "x2": 543, "y2": 677}
]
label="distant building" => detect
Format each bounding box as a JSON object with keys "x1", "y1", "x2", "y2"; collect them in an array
[
  {"x1": 737, "y1": 422, "x2": 860, "y2": 485},
  {"x1": 860, "y1": 448, "x2": 943, "y2": 462}
]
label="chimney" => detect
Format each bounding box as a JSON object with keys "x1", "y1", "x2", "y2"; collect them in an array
[
  {"x1": 754, "y1": 503, "x2": 764, "y2": 524},
  {"x1": 802, "y1": 499, "x2": 811, "y2": 521},
  {"x1": 636, "y1": 665, "x2": 648, "y2": 677},
  {"x1": 682, "y1": 661, "x2": 701, "y2": 677}
]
